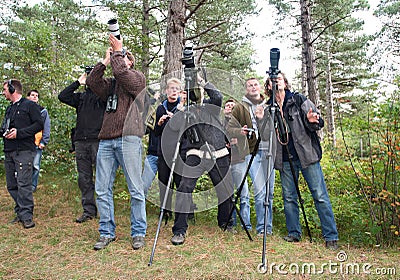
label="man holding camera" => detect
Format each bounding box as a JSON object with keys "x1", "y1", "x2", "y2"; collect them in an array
[
  {"x1": 2, "y1": 79, "x2": 43, "y2": 229},
  {"x1": 227, "y1": 78, "x2": 275, "y2": 235},
  {"x1": 58, "y1": 71, "x2": 106, "y2": 223},
  {"x1": 86, "y1": 34, "x2": 147, "y2": 251}
]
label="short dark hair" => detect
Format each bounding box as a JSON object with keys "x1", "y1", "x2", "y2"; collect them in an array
[
  {"x1": 264, "y1": 72, "x2": 291, "y2": 96},
  {"x1": 27, "y1": 89, "x2": 40, "y2": 98},
  {"x1": 3, "y1": 79, "x2": 23, "y2": 94}
]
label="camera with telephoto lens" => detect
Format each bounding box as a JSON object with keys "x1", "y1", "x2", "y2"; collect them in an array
[
  {"x1": 182, "y1": 43, "x2": 195, "y2": 68},
  {"x1": 108, "y1": 18, "x2": 120, "y2": 39},
  {"x1": 268, "y1": 48, "x2": 280, "y2": 78}
]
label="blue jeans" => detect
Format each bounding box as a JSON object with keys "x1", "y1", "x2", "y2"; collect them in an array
[
  {"x1": 32, "y1": 147, "x2": 42, "y2": 192},
  {"x1": 230, "y1": 161, "x2": 251, "y2": 229},
  {"x1": 280, "y1": 160, "x2": 338, "y2": 241},
  {"x1": 246, "y1": 150, "x2": 275, "y2": 234},
  {"x1": 142, "y1": 154, "x2": 158, "y2": 196},
  {"x1": 95, "y1": 136, "x2": 146, "y2": 238}
]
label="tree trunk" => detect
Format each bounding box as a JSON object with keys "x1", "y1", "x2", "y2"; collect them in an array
[
  {"x1": 325, "y1": 42, "x2": 336, "y2": 146},
  {"x1": 300, "y1": 0, "x2": 320, "y2": 106},
  {"x1": 141, "y1": 0, "x2": 150, "y2": 80},
  {"x1": 162, "y1": 0, "x2": 186, "y2": 81}
]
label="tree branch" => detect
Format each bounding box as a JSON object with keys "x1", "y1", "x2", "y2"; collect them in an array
[
  {"x1": 185, "y1": 20, "x2": 228, "y2": 41},
  {"x1": 185, "y1": 0, "x2": 207, "y2": 22}
]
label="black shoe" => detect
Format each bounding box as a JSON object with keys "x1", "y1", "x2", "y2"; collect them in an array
[
  {"x1": 283, "y1": 235, "x2": 300, "y2": 242},
  {"x1": 9, "y1": 216, "x2": 21, "y2": 224},
  {"x1": 171, "y1": 233, "x2": 185, "y2": 245},
  {"x1": 76, "y1": 214, "x2": 94, "y2": 223},
  {"x1": 22, "y1": 219, "x2": 35, "y2": 229},
  {"x1": 325, "y1": 240, "x2": 338, "y2": 250},
  {"x1": 131, "y1": 236, "x2": 145, "y2": 250},
  {"x1": 93, "y1": 236, "x2": 115, "y2": 250}
]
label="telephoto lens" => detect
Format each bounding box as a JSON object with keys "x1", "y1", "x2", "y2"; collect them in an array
[{"x1": 108, "y1": 19, "x2": 120, "y2": 39}]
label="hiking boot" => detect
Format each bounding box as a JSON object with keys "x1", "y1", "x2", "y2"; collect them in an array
[
  {"x1": 9, "y1": 216, "x2": 20, "y2": 224},
  {"x1": 21, "y1": 219, "x2": 35, "y2": 229},
  {"x1": 93, "y1": 236, "x2": 115, "y2": 250},
  {"x1": 171, "y1": 233, "x2": 185, "y2": 245},
  {"x1": 283, "y1": 235, "x2": 300, "y2": 242},
  {"x1": 131, "y1": 236, "x2": 145, "y2": 250},
  {"x1": 75, "y1": 214, "x2": 94, "y2": 223},
  {"x1": 325, "y1": 240, "x2": 338, "y2": 250}
]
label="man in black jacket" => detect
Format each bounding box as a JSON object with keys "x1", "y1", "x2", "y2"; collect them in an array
[
  {"x1": 58, "y1": 71, "x2": 106, "y2": 223},
  {"x1": 2, "y1": 79, "x2": 43, "y2": 228},
  {"x1": 168, "y1": 77, "x2": 235, "y2": 245}
]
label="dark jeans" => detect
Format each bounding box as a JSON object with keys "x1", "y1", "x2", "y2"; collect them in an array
[
  {"x1": 75, "y1": 140, "x2": 99, "y2": 217},
  {"x1": 172, "y1": 155, "x2": 234, "y2": 235},
  {"x1": 5, "y1": 150, "x2": 35, "y2": 221}
]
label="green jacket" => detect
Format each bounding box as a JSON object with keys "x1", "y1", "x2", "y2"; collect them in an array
[{"x1": 227, "y1": 95, "x2": 265, "y2": 163}]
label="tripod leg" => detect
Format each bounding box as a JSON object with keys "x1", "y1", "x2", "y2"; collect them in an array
[
  {"x1": 261, "y1": 140, "x2": 275, "y2": 268},
  {"x1": 285, "y1": 152, "x2": 312, "y2": 242},
  {"x1": 148, "y1": 141, "x2": 181, "y2": 266},
  {"x1": 224, "y1": 138, "x2": 261, "y2": 240},
  {"x1": 198, "y1": 137, "x2": 253, "y2": 241}
]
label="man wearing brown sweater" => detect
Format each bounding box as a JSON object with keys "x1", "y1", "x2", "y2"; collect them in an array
[{"x1": 86, "y1": 34, "x2": 147, "y2": 251}]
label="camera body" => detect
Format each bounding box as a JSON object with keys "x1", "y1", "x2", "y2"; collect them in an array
[
  {"x1": 108, "y1": 19, "x2": 120, "y2": 39},
  {"x1": 1, "y1": 118, "x2": 10, "y2": 137},
  {"x1": 243, "y1": 127, "x2": 255, "y2": 139},
  {"x1": 2, "y1": 129, "x2": 10, "y2": 137},
  {"x1": 84, "y1": 66, "x2": 94, "y2": 74},
  {"x1": 181, "y1": 42, "x2": 202, "y2": 104},
  {"x1": 106, "y1": 93, "x2": 118, "y2": 113}
]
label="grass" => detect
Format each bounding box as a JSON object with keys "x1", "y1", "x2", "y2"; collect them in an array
[{"x1": 0, "y1": 169, "x2": 399, "y2": 279}]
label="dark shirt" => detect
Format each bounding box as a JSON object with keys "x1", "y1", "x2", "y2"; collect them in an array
[
  {"x1": 58, "y1": 81, "x2": 106, "y2": 141},
  {"x1": 3, "y1": 98, "x2": 44, "y2": 152}
]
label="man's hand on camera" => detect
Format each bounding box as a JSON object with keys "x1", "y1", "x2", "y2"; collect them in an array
[
  {"x1": 78, "y1": 73, "x2": 87, "y2": 85},
  {"x1": 109, "y1": 34, "x2": 123, "y2": 52},
  {"x1": 4, "y1": 128, "x2": 17, "y2": 139},
  {"x1": 241, "y1": 125, "x2": 249, "y2": 136},
  {"x1": 158, "y1": 112, "x2": 173, "y2": 126}
]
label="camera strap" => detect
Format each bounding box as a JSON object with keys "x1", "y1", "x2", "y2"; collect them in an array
[
  {"x1": 109, "y1": 78, "x2": 116, "y2": 97},
  {"x1": 106, "y1": 78, "x2": 117, "y2": 113}
]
